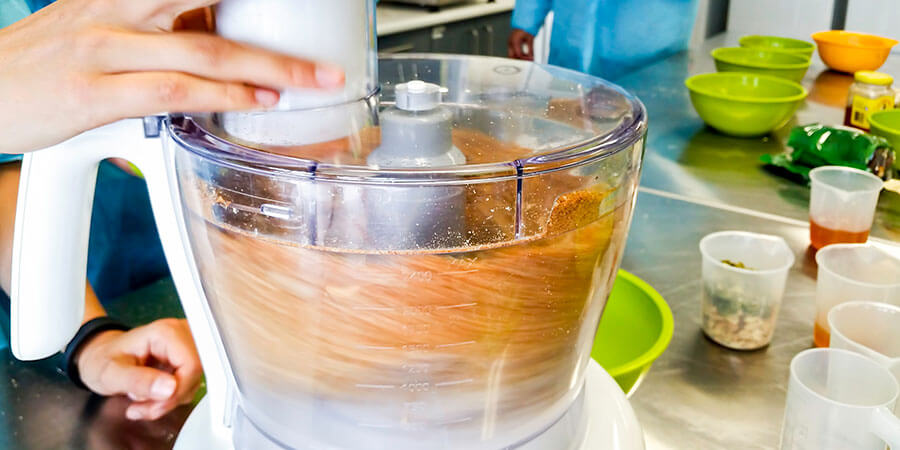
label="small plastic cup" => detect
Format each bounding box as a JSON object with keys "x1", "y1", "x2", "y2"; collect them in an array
[
  {"x1": 779, "y1": 348, "x2": 900, "y2": 450},
  {"x1": 814, "y1": 244, "x2": 900, "y2": 347},
  {"x1": 808, "y1": 166, "x2": 883, "y2": 250},
  {"x1": 829, "y1": 301, "x2": 900, "y2": 383},
  {"x1": 699, "y1": 231, "x2": 795, "y2": 350}
]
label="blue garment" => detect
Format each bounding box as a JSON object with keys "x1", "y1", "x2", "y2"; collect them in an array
[
  {"x1": 0, "y1": 155, "x2": 169, "y2": 303},
  {"x1": 512, "y1": 0, "x2": 698, "y2": 80}
]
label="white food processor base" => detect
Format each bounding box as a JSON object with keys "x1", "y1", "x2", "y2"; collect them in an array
[{"x1": 174, "y1": 360, "x2": 645, "y2": 450}]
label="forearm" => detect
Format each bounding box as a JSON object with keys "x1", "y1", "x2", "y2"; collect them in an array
[{"x1": 0, "y1": 162, "x2": 105, "y2": 324}]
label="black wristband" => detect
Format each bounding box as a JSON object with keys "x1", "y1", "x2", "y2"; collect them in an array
[{"x1": 62, "y1": 317, "x2": 131, "y2": 390}]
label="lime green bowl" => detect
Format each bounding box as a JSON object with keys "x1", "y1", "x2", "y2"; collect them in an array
[
  {"x1": 712, "y1": 47, "x2": 811, "y2": 82},
  {"x1": 739, "y1": 35, "x2": 816, "y2": 58},
  {"x1": 685, "y1": 72, "x2": 808, "y2": 137},
  {"x1": 592, "y1": 270, "x2": 673, "y2": 396},
  {"x1": 869, "y1": 110, "x2": 900, "y2": 150}
]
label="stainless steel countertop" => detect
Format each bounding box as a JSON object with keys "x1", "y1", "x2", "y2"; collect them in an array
[
  {"x1": 614, "y1": 33, "x2": 900, "y2": 243},
  {"x1": 2, "y1": 32, "x2": 900, "y2": 449}
]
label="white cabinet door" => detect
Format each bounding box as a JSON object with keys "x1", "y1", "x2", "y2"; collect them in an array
[
  {"x1": 727, "y1": 0, "x2": 834, "y2": 40},
  {"x1": 846, "y1": 0, "x2": 900, "y2": 47}
]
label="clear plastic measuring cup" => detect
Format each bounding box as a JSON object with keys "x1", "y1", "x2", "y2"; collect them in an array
[
  {"x1": 699, "y1": 231, "x2": 795, "y2": 350},
  {"x1": 780, "y1": 348, "x2": 900, "y2": 450},
  {"x1": 808, "y1": 166, "x2": 884, "y2": 249},
  {"x1": 829, "y1": 301, "x2": 900, "y2": 383},
  {"x1": 814, "y1": 243, "x2": 900, "y2": 347}
]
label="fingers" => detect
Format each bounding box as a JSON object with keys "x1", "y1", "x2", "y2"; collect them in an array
[
  {"x1": 92, "y1": 30, "x2": 344, "y2": 91},
  {"x1": 127, "y1": 319, "x2": 203, "y2": 418},
  {"x1": 508, "y1": 34, "x2": 523, "y2": 59},
  {"x1": 100, "y1": 0, "x2": 219, "y2": 31},
  {"x1": 91, "y1": 72, "x2": 278, "y2": 122},
  {"x1": 146, "y1": 319, "x2": 203, "y2": 407},
  {"x1": 508, "y1": 30, "x2": 535, "y2": 60},
  {"x1": 522, "y1": 34, "x2": 535, "y2": 61},
  {"x1": 172, "y1": 7, "x2": 214, "y2": 32},
  {"x1": 95, "y1": 357, "x2": 178, "y2": 403},
  {"x1": 125, "y1": 378, "x2": 199, "y2": 421}
]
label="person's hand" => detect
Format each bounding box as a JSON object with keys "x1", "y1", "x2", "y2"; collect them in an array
[
  {"x1": 76, "y1": 318, "x2": 203, "y2": 421},
  {"x1": 508, "y1": 29, "x2": 535, "y2": 61},
  {"x1": 0, "y1": 0, "x2": 346, "y2": 154}
]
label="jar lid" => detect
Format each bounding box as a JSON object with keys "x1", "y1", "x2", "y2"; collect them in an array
[{"x1": 855, "y1": 71, "x2": 894, "y2": 86}]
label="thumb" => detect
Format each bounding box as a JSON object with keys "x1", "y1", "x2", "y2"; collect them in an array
[{"x1": 99, "y1": 360, "x2": 178, "y2": 402}]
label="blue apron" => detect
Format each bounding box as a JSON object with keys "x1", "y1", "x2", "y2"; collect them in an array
[{"x1": 512, "y1": 0, "x2": 698, "y2": 80}]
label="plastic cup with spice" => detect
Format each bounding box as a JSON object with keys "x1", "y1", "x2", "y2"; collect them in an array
[
  {"x1": 808, "y1": 166, "x2": 883, "y2": 249},
  {"x1": 828, "y1": 301, "x2": 900, "y2": 384},
  {"x1": 779, "y1": 348, "x2": 900, "y2": 450},
  {"x1": 814, "y1": 243, "x2": 900, "y2": 347},
  {"x1": 699, "y1": 231, "x2": 795, "y2": 350},
  {"x1": 844, "y1": 71, "x2": 895, "y2": 131}
]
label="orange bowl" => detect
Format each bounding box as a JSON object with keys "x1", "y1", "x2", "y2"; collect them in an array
[{"x1": 812, "y1": 30, "x2": 898, "y2": 73}]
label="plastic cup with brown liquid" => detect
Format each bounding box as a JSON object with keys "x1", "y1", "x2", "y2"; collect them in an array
[
  {"x1": 813, "y1": 244, "x2": 900, "y2": 347},
  {"x1": 808, "y1": 166, "x2": 883, "y2": 250}
]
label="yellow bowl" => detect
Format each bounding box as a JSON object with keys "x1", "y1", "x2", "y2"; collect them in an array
[{"x1": 812, "y1": 30, "x2": 898, "y2": 73}]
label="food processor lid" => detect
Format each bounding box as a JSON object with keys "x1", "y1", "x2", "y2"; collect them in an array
[{"x1": 168, "y1": 54, "x2": 646, "y2": 183}]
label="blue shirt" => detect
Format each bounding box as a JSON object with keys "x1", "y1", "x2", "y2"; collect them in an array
[{"x1": 512, "y1": 0, "x2": 698, "y2": 80}]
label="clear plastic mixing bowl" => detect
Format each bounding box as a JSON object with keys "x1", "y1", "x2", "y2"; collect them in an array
[{"x1": 168, "y1": 55, "x2": 647, "y2": 449}]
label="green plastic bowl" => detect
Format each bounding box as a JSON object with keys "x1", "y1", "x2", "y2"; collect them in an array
[
  {"x1": 739, "y1": 35, "x2": 816, "y2": 58},
  {"x1": 869, "y1": 110, "x2": 900, "y2": 150},
  {"x1": 591, "y1": 270, "x2": 673, "y2": 396},
  {"x1": 685, "y1": 72, "x2": 808, "y2": 137},
  {"x1": 712, "y1": 47, "x2": 811, "y2": 82}
]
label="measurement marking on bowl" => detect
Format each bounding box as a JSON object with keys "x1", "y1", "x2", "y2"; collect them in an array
[
  {"x1": 437, "y1": 416, "x2": 473, "y2": 426},
  {"x1": 442, "y1": 269, "x2": 479, "y2": 276},
  {"x1": 355, "y1": 345, "x2": 397, "y2": 351},
  {"x1": 350, "y1": 305, "x2": 396, "y2": 312},
  {"x1": 435, "y1": 303, "x2": 477, "y2": 310},
  {"x1": 436, "y1": 341, "x2": 475, "y2": 348},
  {"x1": 355, "y1": 383, "x2": 397, "y2": 390},
  {"x1": 434, "y1": 378, "x2": 473, "y2": 387}
]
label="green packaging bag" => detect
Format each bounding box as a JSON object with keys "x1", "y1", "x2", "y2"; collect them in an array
[{"x1": 762, "y1": 124, "x2": 897, "y2": 182}]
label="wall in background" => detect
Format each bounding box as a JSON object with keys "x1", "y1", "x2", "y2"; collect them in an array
[
  {"x1": 691, "y1": 0, "x2": 729, "y2": 46},
  {"x1": 846, "y1": 0, "x2": 900, "y2": 45},
  {"x1": 726, "y1": 0, "x2": 835, "y2": 40}
]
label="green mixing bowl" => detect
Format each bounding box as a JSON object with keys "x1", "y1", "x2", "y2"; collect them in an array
[
  {"x1": 685, "y1": 72, "x2": 808, "y2": 137},
  {"x1": 712, "y1": 47, "x2": 811, "y2": 82},
  {"x1": 869, "y1": 109, "x2": 900, "y2": 149},
  {"x1": 739, "y1": 35, "x2": 816, "y2": 58},
  {"x1": 591, "y1": 270, "x2": 673, "y2": 396}
]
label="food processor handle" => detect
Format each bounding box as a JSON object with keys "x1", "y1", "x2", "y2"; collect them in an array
[
  {"x1": 871, "y1": 406, "x2": 900, "y2": 448},
  {"x1": 11, "y1": 119, "x2": 233, "y2": 433},
  {"x1": 10, "y1": 119, "x2": 161, "y2": 359}
]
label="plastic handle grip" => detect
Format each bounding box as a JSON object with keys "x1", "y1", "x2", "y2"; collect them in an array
[
  {"x1": 10, "y1": 118, "x2": 233, "y2": 432},
  {"x1": 11, "y1": 120, "x2": 159, "y2": 360},
  {"x1": 871, "y1": 405, "x2": 900, "y2": 449}
]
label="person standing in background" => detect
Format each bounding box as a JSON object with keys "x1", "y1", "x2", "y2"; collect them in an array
[{"x1": 508, "y1": 0, "x2": 699, "y2": 79}]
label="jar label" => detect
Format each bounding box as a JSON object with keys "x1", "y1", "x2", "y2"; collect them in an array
[{"x1": 850, "y1": 95, "x2": 895, "y2": 128}]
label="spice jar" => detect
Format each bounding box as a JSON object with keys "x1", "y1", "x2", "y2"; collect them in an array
[{"x1": 844, "y1": 71, "x2": 895, "y2": 131}]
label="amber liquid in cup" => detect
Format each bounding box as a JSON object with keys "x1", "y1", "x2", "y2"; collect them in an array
[
  {"x1": 809, "y1": 218, "x2": 870, "y2": 250},
  {"x1": 813, "y1": 321, "x2": 830, "y2": 347}
]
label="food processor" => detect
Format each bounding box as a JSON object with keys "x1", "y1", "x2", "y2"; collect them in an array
[{"x1": 9, "y1": 1, "x2": 648, "y2": 448}]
